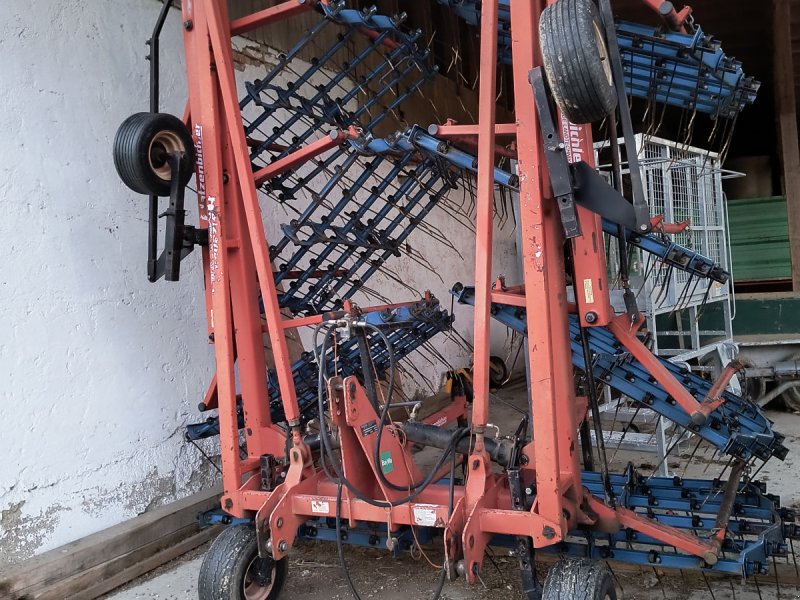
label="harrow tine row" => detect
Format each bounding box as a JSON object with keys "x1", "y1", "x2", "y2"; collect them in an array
[
  {"x1": 558, "y1": 469, "x2": 793, "y2": 578},
  {"x1": 437, "y1": 0, "x2": 757, "y2": 118},
  {"x1": 451, "y1": 285, "x2": 787, "y2": 463},
  {"x1": 186, "y1": 297, "x2": 453, "y2": 440},
  {"x1": 237, "y1": 5, "x2": 471, "y2": 316},
  {"x1": 294, "y1": 464, "x2": 796, "y2": 578}
]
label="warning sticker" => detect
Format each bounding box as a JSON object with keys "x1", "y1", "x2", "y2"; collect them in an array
[
  {"x1": 311, "y1": 499, "x2": 330, "y2": 514},
  {"x1": 583, "y1": 278, "x2": 595, "y2": 304},
  {"x1": 412, "y1": 505, "x2": 438, "y2": 527},
  {"x1": 360, "y1": 420, "x2": 378, "y2": 437}
]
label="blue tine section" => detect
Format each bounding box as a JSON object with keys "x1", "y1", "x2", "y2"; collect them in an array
[
  {"x1": 451, "y1": 284, "x2": 787, "y2": 463},
  {"x1": 436, "y1": 0, "x2": 758, "y2": 117},
  {"x1": 551, "y1": 467, "x2": 798, "y2": 578},
  {"x1": 186, "y1": 297, "x2": 453, "y2": 439},
  {"x1": 239, "y1": 2, "x2": 453, "y2": 315}
]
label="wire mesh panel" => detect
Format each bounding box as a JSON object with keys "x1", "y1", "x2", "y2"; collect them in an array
[
  {"x1": 598, "y1": 135, "x2": 733, "y2": 356},
  {"x1": 640, "y1": 136, "x2": 730, "y2": 314}
]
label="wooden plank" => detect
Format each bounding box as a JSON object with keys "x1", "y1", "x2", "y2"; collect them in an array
[
  {"x1": 33, "y1": 527, "x2": 221, "y2": 600},
  {"x1": 774, "y1": 0, "x2": 800, "y2": 291},
  {"x1": 0, "y1": 486, "x2": 221, "y2": 596}
]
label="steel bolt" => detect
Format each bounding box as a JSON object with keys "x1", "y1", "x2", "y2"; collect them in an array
[
  {"x1": 183, "y1": 19, "x2": 193, "y2": 30},
  {"x1": 223, "y1": 498, "x2": 233, "y2": 509},
  {"x1": 266, "y1": 538, "x2": 273, "y2": 554},
  {"x1": 585, "y1": 311, "x2": 598, "y2": 324},
  {"x1": 276, "y1": 517, "x2": 284, "y2": 529},
  {"x1": 278, "y1": 540, "x2": 288, "y2": 553},
  {"x1": 542, "y1": 526, "x2": 556, "y2": 539}
]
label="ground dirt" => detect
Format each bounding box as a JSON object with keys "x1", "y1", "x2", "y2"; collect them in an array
[{"x1": 104, "y1": 381, "x2": 800, "y2": 600}]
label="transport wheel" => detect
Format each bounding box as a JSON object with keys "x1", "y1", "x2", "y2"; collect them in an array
[
  {"x1": 781, "y1": 353, "x2": 800, "y2": 411},
  {"x1": 198, "y1": 525, "x2": 288, "y2": 600},
  {"x1": 489, "y1": 355, "x2": 509, "y2": 388},
  {"x1": 736, "y1": 357, "x2": 767, "y2": 404},
  {"x1": 539, "y1": 0, "x2": 618, "y2": 124},
  {"x1": 542, "y1": 558, "x2": 617, "y2": 600},
  {"x1": 113, "y1": 112, "x2": 195, "y2": 196}
]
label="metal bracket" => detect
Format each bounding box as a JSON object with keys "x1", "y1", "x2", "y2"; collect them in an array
[
  {"x1": 508, "y1": 468, "x2": 541, "y2": 600},
  {"x1": 530, "y1": 67, "x2": 637, "y2": 234},
  {"x1": 530, "y1": 67, "x2": 581, "y2": 239},
  {"x1": 598, "y1": 0, "x2": 651, "y2": 232},
  {"x1": 148, "y1": 153, "x2": 208, "y2": 282}
]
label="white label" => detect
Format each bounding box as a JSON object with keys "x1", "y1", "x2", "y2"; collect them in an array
[
  {"x1": 560, "y1": 116, "x2": 585, "y2": 164},
  {"x1": 583, "y1": 278, "x2": 595, "y2": 304},
  {"x1": 311, "y1": 500, "x2": 330, "y2": 514},
  {"x1": 413, "y1": 505, "x2": 438, "y2": 527}
]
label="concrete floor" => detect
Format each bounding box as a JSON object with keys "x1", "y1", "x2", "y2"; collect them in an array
[{"x1": 104, "y1": 380, "x2": 800, "y2": 600}]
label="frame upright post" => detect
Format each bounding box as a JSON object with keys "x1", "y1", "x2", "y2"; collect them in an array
[
  {"x1": 509, "y1": 0, "x2": 583, "y2": 543},
  {"x1": 470, "y1": 0, "x2": 500, "y2": 450}
]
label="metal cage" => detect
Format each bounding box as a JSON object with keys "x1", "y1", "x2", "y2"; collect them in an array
[{"x1": 598, "y1": 134, "x2": 736, "y2": 358}]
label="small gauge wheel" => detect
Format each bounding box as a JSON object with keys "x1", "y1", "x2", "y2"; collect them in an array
[
  {"x1": 113, "y1": 112, "x2": 196, "y2": 196},
  {"x1": 539, "y1": 0, "x2": 618, "y2": 124},
  {"x1": 198, "y1": 525, "x2": 288, "y2": 600},
  {"x1": 489, "y1": 355, "x2": 509, "y2": 389}
]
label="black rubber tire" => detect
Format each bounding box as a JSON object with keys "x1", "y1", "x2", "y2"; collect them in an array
[
  {"x1": 539, "y1": 0, "x2": 618, "y2": 124},
  {"x1": 781, "y1": 353, "x2": 800, "y2": 411},
  {"x1": 736, "y1": 356, "x2": 767, "y2": 405},
  {"x1": 488, "y1": 355, "x2": 509, "y2": 388},
  {"x1": 198, "y1": 525, "x2": 288, "y2": 600},
  {"x1": 113, "y1": 112, "x2": 195, "y2": 196},
  {"x1": 542, "y1": 558, "x2": 617, "y2": 600},
  {"x1": 783, "y1": 386, "x2": 800, "y2": 411}
]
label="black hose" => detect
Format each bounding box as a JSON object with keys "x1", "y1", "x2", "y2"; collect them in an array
[
  {"x1": 363, "y1": 321, "x2": 445, "y2": 493},
  {"x1": 333, "y1": 418, "x2": 464, "y2": 600},
  {"x1": 311, "y1": 319, "x2": 462, "y2": 600},
  {"x1": 312, "y1": 321, "x2": 466, "y2": 507},
  {"x1": 335, "y1": 482, "x2": 364, "y2": 600}
]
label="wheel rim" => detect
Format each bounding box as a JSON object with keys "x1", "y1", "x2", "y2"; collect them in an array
[
  {"x1": 148, "y1": 130, "x2": 186, "y2": 181},
  {"x1": 593, "y1": 21, "x2": 614, "y2": 86},
  {"x1": 242, "y1": 555, "x2": 276, "y2": 600}
]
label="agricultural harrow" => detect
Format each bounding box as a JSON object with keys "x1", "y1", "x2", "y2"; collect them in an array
[{"x1": 112, "y1": 0, "x2": 795, "y2": 598}]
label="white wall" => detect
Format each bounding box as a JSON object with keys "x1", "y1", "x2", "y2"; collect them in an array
[
  {"x1": 0, "y1": 0, "x2": 217, "y2": 565},
  {"x1": 0, "y1": 0, "x2": 520, "y2": 565}
]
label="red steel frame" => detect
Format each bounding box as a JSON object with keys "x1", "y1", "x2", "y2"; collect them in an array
[{"x1": 179, "y1": 0, "x2": 738, "y2": 585}]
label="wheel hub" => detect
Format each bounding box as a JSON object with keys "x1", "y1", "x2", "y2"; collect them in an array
[
  {"x1": 243, "y1": 555, "x2": 275, "y2": 600},
  {"x1": 594, "y1": 21, "x2": 613, "y2": 86},
  {"x1": 148, "y1": 130, "x2": 185, "y2": 181}
]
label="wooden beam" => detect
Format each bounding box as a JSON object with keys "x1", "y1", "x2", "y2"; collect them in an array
[
  {"x1": 35, "y1": 527, "x2": 221, "y2": 600},
  {"x1": 774, "y1": 0, "x2": 800, "y2": 291},
  {"x1": 0, "y1": 486, "x2": 221, "y2": 599}
]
